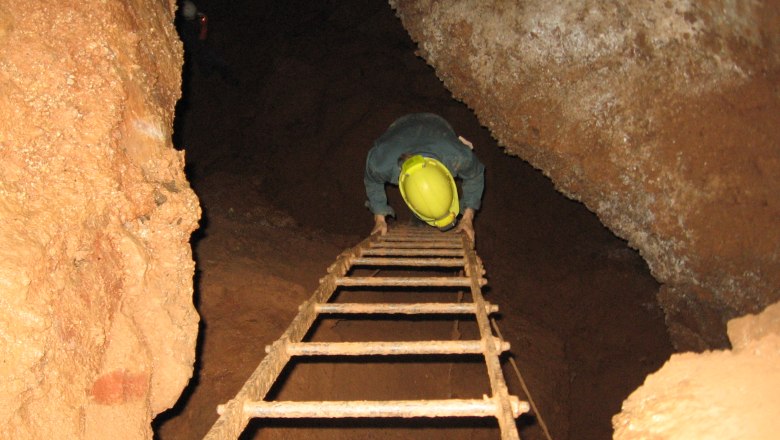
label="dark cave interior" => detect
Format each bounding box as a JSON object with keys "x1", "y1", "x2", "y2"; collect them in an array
[{"x1": 154, "y1": 0, "x2": 674, "y2": 439}]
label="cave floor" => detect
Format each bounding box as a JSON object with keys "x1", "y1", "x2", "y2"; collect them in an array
[{"x1": 153, "y1": 1, "x2": 673, "y2": 439}]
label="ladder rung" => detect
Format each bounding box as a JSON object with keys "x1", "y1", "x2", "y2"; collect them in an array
[
  {"x1": 370, "y1": 241, "x2": 462, "y2": 249},
  {"x1": 362, "y1": 248, "x2": 464, "y2": 257},
  {"x1": 282, "y1": 339, "x2": 510, "y2": 356},
  {"x1": 223, "y1": 397, "x2": 529, "y2": 418},
  {"x1": 335, "y1": 276, "x2": 483, "y2": 287},
  {"x1": 379, "y1": 235, "x2": 462, "y2": 243},
  {"x1": 315, "y1": 302, "x2": 498, "y2": 314},
  {"x1": 384, "y1": 228, "x2": 457, "y2": 237},
  {"x1": 351, "y1": 257, "x2": 465, "y2": 267},
  {"x1": 383, "y1": 227, "x2": 444, "y2": 233}
]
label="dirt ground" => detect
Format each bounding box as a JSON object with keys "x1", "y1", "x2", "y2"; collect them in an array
[{"x1": 153, "y1": 1, "x2": 673, "y2": 439}]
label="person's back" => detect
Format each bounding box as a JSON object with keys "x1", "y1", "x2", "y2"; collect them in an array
[{"x1": 364, "y1": 113, "x2": 485, "y2": 241}]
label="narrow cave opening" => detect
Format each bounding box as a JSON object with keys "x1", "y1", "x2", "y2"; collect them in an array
[{"x1": 154, "y1": 0, "x2": 673, "y2": 439}]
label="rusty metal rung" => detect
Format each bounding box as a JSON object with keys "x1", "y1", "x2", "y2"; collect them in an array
[
  {"x1": 336, "y1": 276, "x2": 484, "y2": 287},
  {"x1": 361, "y1": 248, "x2": 464, "y2": 257},
  {"x1": 219, "y1": 397, "x2": 530, "y2": 418},
  {"x1": 379, "y1": 235, "x2": 462, "y2": 243},
  {"x1": 385, "y1": 227, "x2": 456, "y2": 236},
  {"x1": 281, "y1": 339, "x2": 510, "y2": 356},
  {"x1": 315, "y1": 302, "x2": 498, "y2": 315},
  {"x1": 370, "y1": 241, "x2": 463, "y2": 249},
  {"x1": 351, "y1": 257, "x2": 465, "y2": 267}
]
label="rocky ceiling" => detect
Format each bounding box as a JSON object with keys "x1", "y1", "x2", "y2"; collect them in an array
[{"x1": 390, "y1": 0, "x2": 780, "y2": 351}]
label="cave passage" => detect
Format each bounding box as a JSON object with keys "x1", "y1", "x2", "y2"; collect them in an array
[{"x1": 154, "y1": 1, "x2": 673, "y2": 439}]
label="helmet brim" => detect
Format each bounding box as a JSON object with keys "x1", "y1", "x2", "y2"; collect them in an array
[{"x1": 399, "y1": 156, "x2": 459, "y2": 227}]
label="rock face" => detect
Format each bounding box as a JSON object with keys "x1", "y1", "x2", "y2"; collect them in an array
[
  {"x1": 389, "y1": 1, "x2": 780, "y2": 350},
  {"x1": 0, "y1": 1, "x2": 200, "y2": 438},
  {"x1": 613, "y1": 300, "x2": 780, "y2": 439}
]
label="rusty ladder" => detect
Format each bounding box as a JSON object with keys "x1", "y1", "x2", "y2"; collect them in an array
[{"x1": 204, "y1": 225, "x2": 529, "y2": 439}]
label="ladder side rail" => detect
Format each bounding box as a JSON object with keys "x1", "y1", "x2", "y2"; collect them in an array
[{"x1": 461, "y1": 234, "x2": 524, "y2": 440}]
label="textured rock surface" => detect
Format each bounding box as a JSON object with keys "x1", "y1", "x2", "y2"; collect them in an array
[
  {"x1": 390, "y1": 0, "x2": 780, "y2": 350},
  {"x1": 0, "y1": 0, "x2": 199, "y2": 438},
  {"x1": 613, "y1": 300, "x2": 780, "y2": 439}
]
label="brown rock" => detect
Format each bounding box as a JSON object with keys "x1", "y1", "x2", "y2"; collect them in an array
[
  {"x1": 389, "y1": 0, "x2": 780, "y2": 351},
  {"x1": 613, "y1": 301, "x2": 780, "y2": 439},
  {"x1": 0, "y1": 0, "x2": 200, "y2": 438},
  {"x1": 728, "y1": 301, "x2": 780, "y2": 350}
]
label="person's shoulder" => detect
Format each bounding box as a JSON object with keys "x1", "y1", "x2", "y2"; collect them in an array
[
  {"x1": 366, "y1": 141, "x2": 395, "y2": 167},
  {"x1": 366, "y1": 142, "x2": 382, "y2": 162},
  {"x1": 439, "y1": 136, "x2": 473, "y2": 155}
]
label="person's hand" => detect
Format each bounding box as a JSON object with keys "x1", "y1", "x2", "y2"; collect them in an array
[
  {"x1": 454, "y1": 208, "x2": 475, "y2": 243},
  {"x1": 371, "y1": 214, "x2": 388, "y2": 236}
]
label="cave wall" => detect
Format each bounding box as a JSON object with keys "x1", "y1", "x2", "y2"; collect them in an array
[
  {"x1": 0, "y1": 0, "x2": 199, "y2": 438},
  {"x1": 613, "y1": 300, "x2": 780, "y2": 439},
  {"x1": 390, "y1": 0, "x2": 780, "y2": 350}
]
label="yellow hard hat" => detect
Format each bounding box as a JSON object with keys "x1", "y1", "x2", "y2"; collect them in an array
[{"x1": 399, "y1": 155, "x2": 459, "y2": 229}]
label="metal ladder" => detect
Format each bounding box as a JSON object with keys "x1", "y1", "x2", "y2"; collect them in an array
[{"x1": 204, "y1": 226, "x2": 529, "y2": 439}]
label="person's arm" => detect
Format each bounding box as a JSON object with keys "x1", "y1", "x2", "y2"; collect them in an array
[
  {"x1": 458, "y1": 150, "x2": 485, "y2": 213},
  {"x1": 454, "y1": 149, "x2": 484, "y2": 243},
  {"x1": 364, "y1": 153, "x2": 394, "y2": 235},
  {"x1": 454, "y1": 208, "x2": 475, "y2": 242}
]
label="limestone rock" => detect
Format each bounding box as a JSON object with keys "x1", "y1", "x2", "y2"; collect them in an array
[
  {"x1": 613, "y1": 301, "x2": 780, "y2": 439},
  {"x1": 389, "y1": 0, "x2": 780, "y2": 351},
  {"x1": 0, "y1": 0, "x2": 200, "y2": 438}
]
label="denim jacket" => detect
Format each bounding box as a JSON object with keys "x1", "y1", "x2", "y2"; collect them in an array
[{"x1": 364, "y1": 113, "x2": 485, "y2": 217}]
